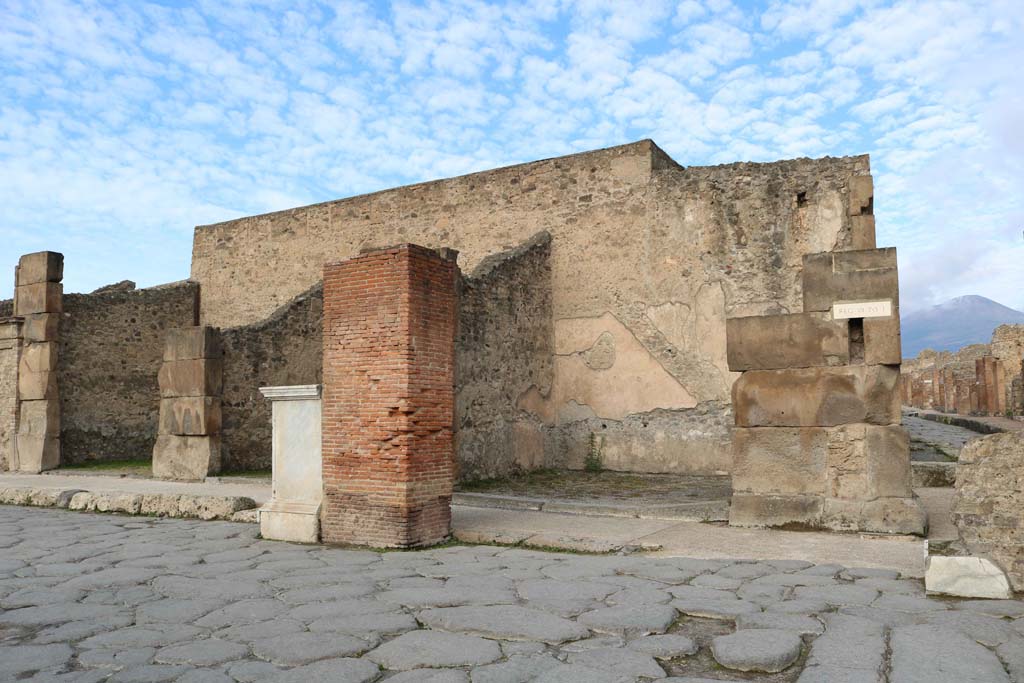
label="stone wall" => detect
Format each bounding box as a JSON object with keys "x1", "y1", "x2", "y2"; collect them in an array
[
  {"x1": 0, "y1": 300, "x2": 12, "y2": 317},
  {"x1": 219, "y1": 284, "x2": 323, "y2": 472},
  {"x1": 59, "y1": 282, "x2": 198, "y2": 463},
  {"x1": 0, "y1": 319, "x2": 20, "y2": 471},
  {"x1": 192, "y1": 140, "x2": 872, "y2": 474},
  {"x1": 456, "y1": 232, "x2": 553, "y2": 481},
  {"x1": 953, "y1": 431, "x2": 1024, "y2": 590}
]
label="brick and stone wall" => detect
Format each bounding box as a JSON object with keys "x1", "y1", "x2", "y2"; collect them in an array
[
  {"x1": 0, "y1": 319, "x2": 20, "y2": 471},
  {"x1": 953, "y1": 431, "x2": 1024, "y2": 590},
  {"x1": 456, "y1": 232, "x2": 553, "y2": 481},
  {"x1": 192, "y1": 140, "x2": 873, "y2": 475},
  {"x1": 59, "y1": 281, "x2": 198, "y2": 463},
  {"x1": 219, "y1": 284, "x2": 323, "y2": 472},
  {"x1": 321, "y1": 245, "x2": 458, "y2": 548}
]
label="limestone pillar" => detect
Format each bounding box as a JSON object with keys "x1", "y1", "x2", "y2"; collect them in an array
[
  {"x1": 0, "y1": 318, "x2": 22, "y2": 471},
  {"x1": 152, "y1": 326, "x2": 222, "y2": 480},
  {"x1": 320, "y1": 244, "x2": 458, "y2": 548},
  {"x1": 14, "y1": 252, "x2": 63, "y2": 472},
  {"x1": 726, "y1": 247, "x2": 925, "y2": 535},
  {"x1": 259, "y1": 385, "x2": 322, "y2": 543}
]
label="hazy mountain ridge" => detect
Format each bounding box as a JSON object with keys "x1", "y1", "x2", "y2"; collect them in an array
[{"x1": 902, "y1": 295, "x2": 1024, "y2": 358}]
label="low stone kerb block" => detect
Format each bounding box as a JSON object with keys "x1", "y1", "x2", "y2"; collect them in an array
[
  {"x1": 726, "y1": 313, "x2": 849, "y2": 371},
  {"x1": 16, "y1": 251, "x2": 63, "y2": 286}
]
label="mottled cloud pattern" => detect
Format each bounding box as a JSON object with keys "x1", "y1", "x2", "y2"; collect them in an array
[{"x1": 1, "y1": 0, "x2": 1022, "y2": 311}]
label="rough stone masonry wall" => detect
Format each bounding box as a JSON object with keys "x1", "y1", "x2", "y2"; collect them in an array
[
  {"x1": 192, "y1": 140, "x2": 871, "y2": 475},
  {"x1": 0, "y1": 300, "x2": 12, "y2": 317},
  {"x1": 219, "y1": 284, "x2": 323, "y2": 472},
  {"x1": 456, "y1": 232, "x2": 553, "y2": 481},
  {"x1": 59, "y1": 282, "x2": 198, "y2": 463},
  {"x1": 0, "y1": 319, "x2": 20, "y2": 471}
]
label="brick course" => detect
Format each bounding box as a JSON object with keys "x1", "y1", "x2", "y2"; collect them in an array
[{"x1": 321, "y1": 244, "x2": 457, "y2": 548}]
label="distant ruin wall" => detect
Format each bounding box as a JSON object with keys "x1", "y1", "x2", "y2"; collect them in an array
[
  {"x1": 219, "y1": 285, "x2": 323, "y2": 472},
  {"x1": 0, "y1": 319, "x2": 20, "y2": 471},
  {"x1": 192, "y1": 140, "x2": 871, "y2": 474},
  {"x1": 456, "y1": 232, "x2": 553, "y2": 481},
  {"x1": 59, "y1": 282, "x2": 198, "y2": 463}
]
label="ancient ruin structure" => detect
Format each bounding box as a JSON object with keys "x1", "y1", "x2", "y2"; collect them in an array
[
  {"x1": 1, "y1": 139, "x2": 919, "y2": 544},
  {"x1": 902, "y1": 325, "x2": 1024, "y2": 417},
  {"x1": 726, "y1": 248, "x2": 924, "y2": 534}
]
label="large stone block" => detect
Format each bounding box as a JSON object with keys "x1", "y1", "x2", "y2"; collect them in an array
[
  {"x1": 158, "y1": 397, "x2": 221, "y2": 436},
  {"x1": 18, "y1": 342, "x2": 57, "y2": 374},
  {"x1": 863, "y1": 315, "x2": 902, "y2": 365},
  {"x1": 152, "y1": 435, "x2": 221, "y2": 481},
  {"x1": 17, "y1": 400, "x2": 60, "y2": 436},
  {"x1": 14, "y1": 282, "x2": 62, "y2": 315},
  {"x1": 729, "y1": 493, "x2": 823, "y2": 529},
  {"x1": 732, "y1": 427, "x2": 827, "y2": 496},
  {"x1": 850, "y1": 215, "x2": 876, "y2": 250},
  {"x1": 848, "y1": 175, "x2": 873, "y2": 216},
  {"x1": 157, "y1": 359, "x2": 223, "y2": 398},
  {"x1": 732, "y1": 365, "x2": 901, "y2": 427},
  {"x1": 15, "y1": 434, "x2": 60, "y2": 472},
  {"x1": 17, "y1": 368, "x2": 58, "y2": 401},
  {"x1": 163, "y1": 326, "x2": 222, "y2": 361},
  {"x1": 825, "y1": 424, "x2": 913, "y2": 500},
  {"x1": 20, "y1": 313, "x2": 59, "y2": 343},
  {"x1": 821, "y1": 496, "x2": 926, "y2": 535},
  {"x1": 802, "y1": 248, "x2": 898, "y2": 313},
  {"x1": 726, "y1": 314, "x2": 849, "y2": 371},
  {"x1": 16, "y1": 251, "x2": 63, "y2": 286}
]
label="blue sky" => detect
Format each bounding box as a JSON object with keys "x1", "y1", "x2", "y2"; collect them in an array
[{"x1": 2, "y1": 0, "x2": 1022, "y2": 312}]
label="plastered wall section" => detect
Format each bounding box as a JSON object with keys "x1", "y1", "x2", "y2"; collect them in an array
[
  {"x1": 192, "y1": 140, "x2": 870, "y2": 474},
  {"x1": 0, "y1": 319, "x2": 20, "y2": 471},
  {"x1": 59, "y1": 283, "x2": 198, "y2": 463},
  {"x1": 220, "y1": 285, "x2": 323, "y2": 472}
]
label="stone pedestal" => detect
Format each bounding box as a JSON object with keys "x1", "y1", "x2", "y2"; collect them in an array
[{"x1": 259, "y1": 385, "x2": 323, "y2": 543}]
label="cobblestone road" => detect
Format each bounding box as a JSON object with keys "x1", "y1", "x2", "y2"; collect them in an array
[
  {"x1": 903, "y1": 414, "x2": 980, "y2": 461},
  {"x1": 1, "y1": 507, "x2": 1022, "y2": 682}
]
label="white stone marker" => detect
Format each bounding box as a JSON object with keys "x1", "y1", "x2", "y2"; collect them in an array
[
  {"x1": 259, "y1": 385, "x2": 323, "y2": 543},
  {"x1": 925, "y1": 555, "x2": 1012, "y2": 599}
]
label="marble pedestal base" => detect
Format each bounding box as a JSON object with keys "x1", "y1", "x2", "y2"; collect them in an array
[{"x1": 260, "y1": 500, "x2": 321, "y2": 544}]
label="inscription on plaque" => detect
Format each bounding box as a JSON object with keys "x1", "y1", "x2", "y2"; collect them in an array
[{"x1": 832, "y1": 299, "x2": 892, "y2": 320}]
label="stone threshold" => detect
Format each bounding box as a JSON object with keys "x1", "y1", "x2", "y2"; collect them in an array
[
  {"x1": 0, "y1": 484, "x2": 258, "y2": 522},
  {"x1": 452, "y1": 491, "x2": 729, "y2": 522}
]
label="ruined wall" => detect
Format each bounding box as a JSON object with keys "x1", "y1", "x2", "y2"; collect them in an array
[
  {"x1": 0, "y1": 300, "x2": 12, "y2": 317},
  {"x1": 0, "y1": 319, "x2": 20, "y2": 470},
  {"x1": 219, "y1": 285, "x2": 322, "y2": 472},
  {"x1": 191, "y1": 140, "x2": 872, "y2": 474},
  {"x1": 59, "y1": 282, "x2": 198, "y2": 463},
  {"x1": 456, "y1": 232, "x2": 553, "y2": 481},
  {"x1": 990, "y1": 324, "x2": 1024, "y2": 415}
]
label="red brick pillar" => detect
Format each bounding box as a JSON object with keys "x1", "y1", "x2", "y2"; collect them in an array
[{"x1": 321, "y1": 244, "x2": 458, "y2": 548}]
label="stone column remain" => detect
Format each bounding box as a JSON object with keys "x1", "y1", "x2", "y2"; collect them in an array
[
  {"x1": 259, "y1": 385, "x2": 322, "y2": 543},
  {"x1": 321, "y1": 244, "x2": 458, "y2": 548},
  {"x1": 14, "y1": 252, "x2": 63, "y2": 473},
  {"x1": 725, "y1": 246, "x2": 925, "y2": 535},
  {"x1": 152, "y1": 326, "x2": 222, "y2": 480}
]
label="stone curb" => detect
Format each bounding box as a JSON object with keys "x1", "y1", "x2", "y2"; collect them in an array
[
  {"x1": 918, "y1": 412, "x2": 1007, "y2": 435},
  {"x1": 0, "y1": 485, "x2": 258, "y2": 522},
  {"x1": 911, "y1": 461, "x2": 956, "y2": 488},
  {"x1": 452, "y1": 492, "x2": 729, "y2": 522}
]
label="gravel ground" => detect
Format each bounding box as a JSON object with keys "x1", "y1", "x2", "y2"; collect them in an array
[{"x1": 1, "y1": 506, "x2": 1022, "y2": 682}]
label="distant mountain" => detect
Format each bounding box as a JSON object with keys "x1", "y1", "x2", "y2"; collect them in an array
[{"x1": 901, "y1": 295, "x2": 1024, "y2": 358}]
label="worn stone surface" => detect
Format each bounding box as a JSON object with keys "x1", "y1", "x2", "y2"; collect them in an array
[
  {"x1": 711, "y1": 629, "x2": 802, "y2": 673},
  {"x1": 889, "y1": 624, "x2": 1010, "y2": 683},
  {"x1": 925, "y1": 556, "x2": 1013, "y2": 599},
  {"x1": 364, "y1": 630, "x2": 501, "y2": 670},
  {"x1": 952, "y1": 431, "x2": 1024, "y2": 591}
]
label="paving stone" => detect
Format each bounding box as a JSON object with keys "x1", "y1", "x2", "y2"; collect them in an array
[
  {"x1": 799, "y1": 614, "x2": 885, "y2": 680},
  {"x1": 80, "y1": 625, "x2": 206, "y2": 649},
  {"x1": 766, "y1": 598, "x2": 829, "y2": 614},
  {"x1": 251, "y1": 631, "x2": 374, "y2": 665},
  {"x1": 689, "y1": 574, "x2": 742, "y2": 590},
  {"x1": 277, "y1": 583, "x2": 377, "y2": 604},
  {"x1": 711, "y1": 628, "x2": 802, "y2": 673},
  {"x1": 737, "y1": 583, "x2": 788, "y2": 603},
  {"x1": 387, "y1": 669, "x2": 470, "y2": 682},
  {"x1": 153, "y1": 639, "x2": 250, "y2": 666},
  {"x1": 605, "y1": 586, "x2": 674, "y2": 606},
  {"x1": 0, "y1": 603, "x2": 130, "y2": 626},
  {"x1": 953, "y1": 599, "x2": 1024, "y2": 618},
  {"x1": 842, "y1": 567, "x2": 901, "y2": 580},
  {"x1": 666, "y1": 585, "x2": 737, "y2": 601},
  {"x1": 737, "y1": 612, "x2": 825, "y2": 635},
  {"x1": 365, "y1": 630, "x2": 502, "y2": 670},
  {"x1": 193, "y1": 599, "x2": 288, "y2": 628},
  {"x1": 532, "y1": 663, "x2": 625, "y2": 683},
  {"x1": 264, "y1": 657, "x2": 381, "y2": 683},
  {"x1": 576, "y1": 604, "x2": 677, "y2": 636},
  {"x1": 177, "y1": 670, "x2": 235, "y2": 683},
  {"x1": 0, "y1": 643, "x2": 74, "y2": 678},
  {"x1": 136, "y1": 598, "x2": 225, "y2": 623},
  {"x1": 517, "y1": 578, "x2": 616, "y2": 602},
  {"x1": 377, "y1": 586, "x2": 518, "y2": 608},
  {"x1": 109, "y1": 664, "x2": 193, "y2": 682},
  {"x1": 78, "y1": 647, "x2": 156, "y2": 669},
  {"x1": 752, "y1": 573, "x2": 838, "y2": 587},
  {"x1": 766, "y1": 559, "x2": 814, "y2": 572},
  {"x1": 794, "y1": 584, "x2": 879, "y2": 606},
  {"x1": 626, "y1": 634, "x2": 698, "y2": 659},
  {"x1": 890, "y1": 624, "x2": 1010, "y2": 682},
  {"x1": 559, "y1": 635, "x2": 626, "y2": 652},
  {"x1": 716, "y1": 563, "x2": 776, "y2": 580},
  {"x1": 836, "y1": 606, "x2": 928, "y2": 628},
  {"x1": 873, "y1": 593, "x2": 948, "y2": 613},
  {"x1": 995, "y1": 637, "x2": 1024, "y2": 683},
  {"x1": 671, "y1": 597, "x2": 761, "y2": 619},
  {"x1": 855, "y1": 578, "x2": 923, "y2": 594},
  {"x1": 33, "y1": 617, "x2": 135, "y2": 644},
  {"x1": 500, "y1": 641, "x2": 547, "y2": 656},
  {"x1": 470, "y1": 653, "x2": 561, "y2": 682},
  {"x1": 418, "y1": 605, "x2": 590, "y2": 644},
  {"x1": 224, "y1": 660, "x2": 283, "y2": 682},
  {"x1": 0, "y1": 587, "x2": 85, "y2": 608},
  {"x1": 307, "y1": 610, "x2": 419, "y2": 635},
  {"x1": 567, "y1": 647, "x2": 667, "y2": 678},
  {"x1": 215, "y1": 618, "x2": 305, "y2": 643}
]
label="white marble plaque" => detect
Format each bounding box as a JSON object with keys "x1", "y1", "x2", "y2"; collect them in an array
[{"x1": 832, "y1": 299, "x2": 892, "y2": 320}]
